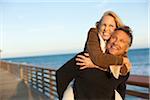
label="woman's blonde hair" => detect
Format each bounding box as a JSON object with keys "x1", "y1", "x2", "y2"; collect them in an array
[{"x1": 96, "y1": 11, "x2": 124, "y2": 29}]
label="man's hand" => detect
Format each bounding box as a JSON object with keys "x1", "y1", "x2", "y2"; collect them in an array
[{"x1": 75, "y1": 53, "x2": 98, "y2": 69}]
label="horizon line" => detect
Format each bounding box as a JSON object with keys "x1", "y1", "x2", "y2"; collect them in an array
[{"x1": 1, "y1": 47, "x2": 149, "y2": 59}]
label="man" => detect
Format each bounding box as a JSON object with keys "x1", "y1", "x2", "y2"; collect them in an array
[{"x1": 56, "y1": 26, "x2": 133, "y2": 100}]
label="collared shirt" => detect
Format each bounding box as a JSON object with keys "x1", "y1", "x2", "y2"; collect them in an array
[
  {"x1": 98, "y1": 33, "x2": 121, "y2": 79},
  {"x1": 97, "y1": 33, "x2": 108, "y2": 71},
  {"x1": 98, "y1": 33, "x2": 106, "y2": 53}
]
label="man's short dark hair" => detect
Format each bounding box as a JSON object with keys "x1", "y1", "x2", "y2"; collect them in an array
[{"x1": 115, "y1": 26, "x2": 133, "y2": 47}]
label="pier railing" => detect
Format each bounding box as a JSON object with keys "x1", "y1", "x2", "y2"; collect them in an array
[
  {"x1": 0, "y1": 61, "x2": 58, "y2": 99},
  {"x1": 0, "y1": 61, "x2": 149, "y2": 99},
  {"x1": 126, "y1": 75, "x2": 149, "y2": 99}
]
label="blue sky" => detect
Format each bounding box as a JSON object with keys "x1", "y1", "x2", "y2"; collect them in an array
[{"x1": 0, "y1": 0, "x2": 149, "y2": 58}]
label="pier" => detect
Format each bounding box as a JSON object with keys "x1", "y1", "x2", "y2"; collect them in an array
[{"x1": 0, "y1": 61, "x2": 149, "y2": 100}]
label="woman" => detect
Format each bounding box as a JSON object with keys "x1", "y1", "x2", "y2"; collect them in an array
[{"x1": 56, "y1": 11, "x2": 131, "y2": 100}]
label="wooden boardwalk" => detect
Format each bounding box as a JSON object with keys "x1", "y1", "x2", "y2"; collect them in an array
[{"x1": 0, "y1": 70, "x2": 49, "y2": 100}]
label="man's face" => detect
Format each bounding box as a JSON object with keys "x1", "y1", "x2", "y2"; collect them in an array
[{"x1": 107, "y1": 30, "x2": 130, "y2": 56}]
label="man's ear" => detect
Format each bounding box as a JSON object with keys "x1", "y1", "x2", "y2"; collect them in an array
[
  {"x1": 123, "y1": 52, "x2": 128, "y2": 57},
  {"x1": 125, "y1": 46, "x2": 129, "y2": 52}
]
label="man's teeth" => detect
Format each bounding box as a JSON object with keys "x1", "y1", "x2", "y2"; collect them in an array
[{"x1": 111, "y1": 46, "x2": 118, "y2": 50}]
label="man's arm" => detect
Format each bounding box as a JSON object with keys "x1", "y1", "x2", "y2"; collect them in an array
[
  {"x1": 86, "y1": 28, "x2": 123, "y2": 68},
  {"x1": 56, "y1": 56, "x2": 79, "y2": 100}
]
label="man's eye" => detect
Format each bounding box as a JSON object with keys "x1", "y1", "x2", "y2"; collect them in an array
[
  {"x1": 111, "y1": 36, "x2": 116, "y2": 39},
  {"x1": 120, "y1": 40, "x2": 125, "y2": 43}
]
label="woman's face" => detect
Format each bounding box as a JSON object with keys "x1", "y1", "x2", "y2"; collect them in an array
[{"x1": 99, "y1": 15, "x2": 117, "y2": 41}]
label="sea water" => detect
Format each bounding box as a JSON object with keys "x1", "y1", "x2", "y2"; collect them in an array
[{"x1": 3, "y1": 48, "x2": 149, "y2": 76}]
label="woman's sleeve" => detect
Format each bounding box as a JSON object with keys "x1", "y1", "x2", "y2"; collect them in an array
[{"x1": 86, "y1": 28, "x2": 123, "y2": 68}]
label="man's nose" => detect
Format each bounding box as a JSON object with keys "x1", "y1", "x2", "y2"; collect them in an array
[
  {"x1": 112, "y1": 38, "x2": 118, "y2": 45},
  {"x1": 104, "y1": 26, "x2": 109, "y2": 31},
  {"x1": 114, "y1": 39, "x2": 119, "y2": 45}
]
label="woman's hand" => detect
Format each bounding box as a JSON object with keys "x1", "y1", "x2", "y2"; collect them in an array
[
  {"x1": 75, "y1": 53, "x2": 98, "y2": 69},
  {"x1": 123, "y1": 57, "x2": 132, "y2": 72}
]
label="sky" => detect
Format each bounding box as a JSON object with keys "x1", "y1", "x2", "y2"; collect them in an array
[{"x1": 0, "y1": 0, "x2": 149, "y2": 58}]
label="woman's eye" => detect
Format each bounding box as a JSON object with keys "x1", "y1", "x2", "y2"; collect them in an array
[
  {"x1": 102, "y1": 24, "x2": 106, "y2": 27},
  {"x1": 109, "y1": 25, "x2": 114, "y2": 27}
]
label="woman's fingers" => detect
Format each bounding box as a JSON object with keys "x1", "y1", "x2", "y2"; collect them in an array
[
  {"x1": 84, "y1": 53, "x2": 89, "y2": 57},
  {"x1": 75, "y1": 58, "x2": 84, "y2": 63},
  {"x1": 75, "y1": 54, "x2": 92, "y2": 69},
  {"x1": 79, "y1": 66, "x2": 88, "y2": 70},
  {"x1": 76, "y1": 55, "x2": 88, "y2": 63},
  {"x1": 77, "y1": 55, "x2": 86, "y2": 59},
  {"x1": 79, "y1": 65, "x2": 98, "y2": 70},
  {"x1": 76, "y1": 62, "x2": 85, "y2": 66}
]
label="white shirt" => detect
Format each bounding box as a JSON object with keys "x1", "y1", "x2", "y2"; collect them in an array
[{"x1": 98, "y1": 33, "x2": 121, "y2": 79}]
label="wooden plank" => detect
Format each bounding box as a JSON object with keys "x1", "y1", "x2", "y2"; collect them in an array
[
  {"x1": 127, "y1": 90, "x2": 149, "y2": 99},
  {"x1": 127, "y1": 75, "x2": 149, "y2": 88}
]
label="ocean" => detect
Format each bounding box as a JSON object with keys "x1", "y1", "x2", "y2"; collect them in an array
[{"x1": 2, "y1": 48, "x2": 149, "y2": 76}]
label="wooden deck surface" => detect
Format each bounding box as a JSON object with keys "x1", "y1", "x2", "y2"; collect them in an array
[{"x1": 0, "y1": 69, "x2": 49, "y2": 100}]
